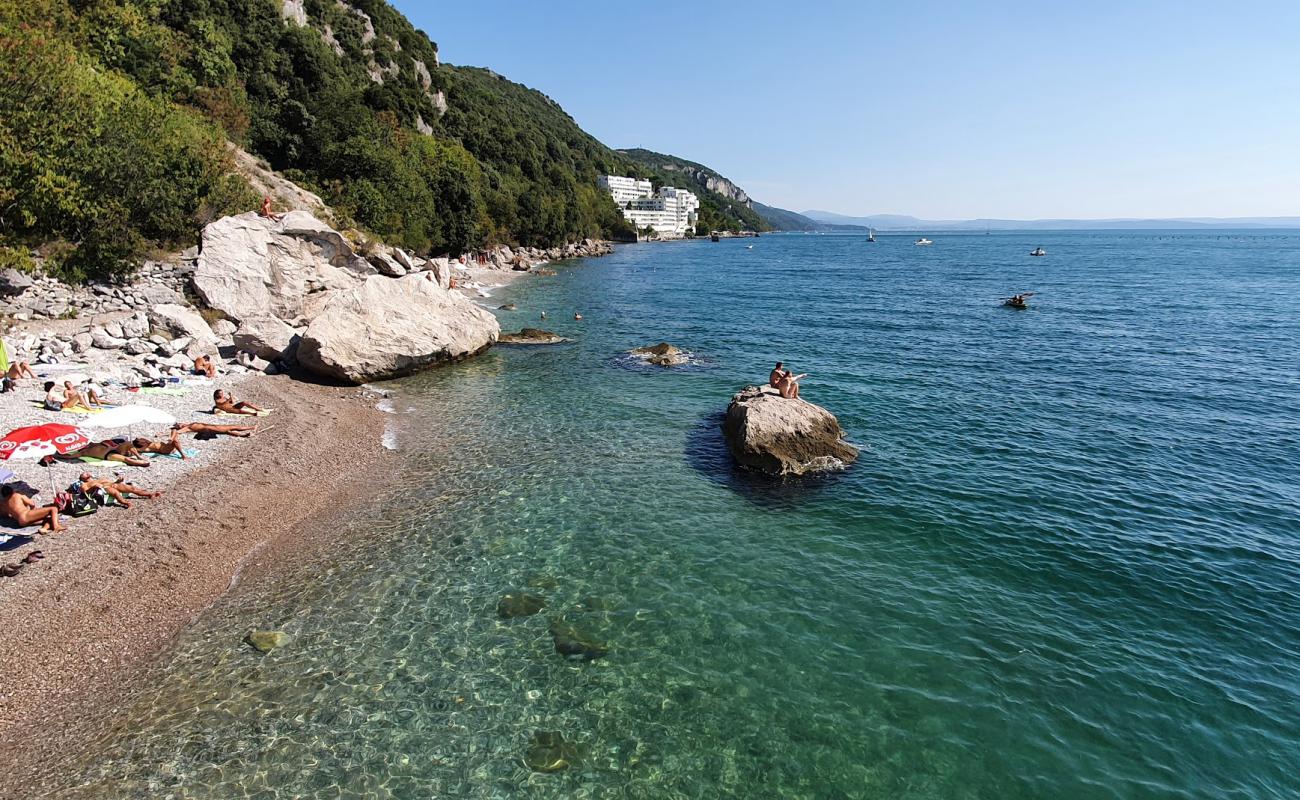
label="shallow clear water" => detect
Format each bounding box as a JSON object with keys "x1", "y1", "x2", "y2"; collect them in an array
[{"x1": 55, "y1": 232, "x2": 1300, "y2": 798}]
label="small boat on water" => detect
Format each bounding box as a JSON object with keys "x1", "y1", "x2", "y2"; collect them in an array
[
  {"x1": 867, "y1": 228, "x2": 876, "y2": 243},
  {"x1": 915, "y1": 238, "x2": 933, "y2": 246},
  {"x1": 745, "y1": 244, "x2": 754, "y2": 250},
  {"x1": 1002, "y1": 291, "x2": 1035, "y2": 310},
  {"x1": 1030, "y1": 247, "x2": 1047, "y2": 256}
]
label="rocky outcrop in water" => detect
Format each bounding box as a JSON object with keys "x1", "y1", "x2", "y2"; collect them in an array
[
  {"x1": 722, "y1": 385, "x2": 858, "y2": 476},
  {"x1": 245, "y1": 630, "x2": 289, "y2": 653},
  {"x1": 525, "y1": 731, "x2": 580, "y2": 773},
  {"x1": 549, "y1": 620, "x2": 608, "y2": 661},
  {"x1": 630, "y1": 342, "x2": 688, "y2": 366},
  {"x1": 296, "y1": 273, "x2": 498, "y2": 383},
  {"x1": 498, "y1": 329, "x2": 567, "y2": 345}
]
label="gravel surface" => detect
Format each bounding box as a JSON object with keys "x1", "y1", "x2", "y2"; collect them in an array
[{"x1": 0, "y1": 374, "x2": 392, "y2": 782}]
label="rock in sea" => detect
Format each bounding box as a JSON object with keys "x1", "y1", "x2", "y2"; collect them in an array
[
  {"x1": 497, "y1": 328, "x2": 567, "y2": 345},
  {"x1": 722, "y1": 385, "x2": 859, "y2": 476},
  {"x1": 497, "y1": 591, "x2": 546, "y2": 618},
  {"x1": 549, "y1": 620, "x2": 608, "y2": 661},
  {"x1": 524, "y1": 730, "x2": 580, "y2": 773},
  {"x1": 245, "y1": 630, "x2": 289, "y2": 653},
  {"x1": 630, "y1": 342, "x2": 688, "y2": 366}
]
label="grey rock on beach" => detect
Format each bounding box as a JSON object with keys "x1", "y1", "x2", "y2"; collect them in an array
[
  {"x1": 296, "y1": 273, "x2": 499, "y2": 383},
  {"x1": 722, "y1": 385, "x2": 859, "y2": 475}
]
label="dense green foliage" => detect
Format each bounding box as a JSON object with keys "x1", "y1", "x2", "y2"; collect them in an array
[
  {"x1": 0, "y1": 11, "x2": 256, "y2": 280},
  {"x1": 617, "y1": 148, "x2": 770, "y2": 233}
]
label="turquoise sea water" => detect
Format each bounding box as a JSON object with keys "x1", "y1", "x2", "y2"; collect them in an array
[{"x1": 52, "y1": 232, "x2": 1300, "y2": 798}]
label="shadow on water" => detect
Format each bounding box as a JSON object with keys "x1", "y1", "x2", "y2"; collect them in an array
[{"x1": 684, "y1": 411, "x2": 849, "y2": 508}]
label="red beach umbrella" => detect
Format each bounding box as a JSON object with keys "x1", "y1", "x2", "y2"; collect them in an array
[{"x1": 0, "y1": 423, "x2": 92, "y2": 461}]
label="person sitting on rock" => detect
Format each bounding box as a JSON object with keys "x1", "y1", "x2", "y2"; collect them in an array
[
  {"x1": 173, "y1": 421, "x2": 256, "y2": 438},
  {"x1": 769, "y1": 361, "x2": 785, "y2": 390},
  {"x1": 258, "y1": 196, "x2": 285, "y2": 222},
  {"x1": 133, "y1": 430, "x2": 188, "y2": 459},
  {"x1": 2, "y1": 484, "x2": 65, "y2": 533},
  {"x1": 777, "y1": 369, "x2": 807, "y2": 400},
  {"x1": 68, "y1": 439, "x2": 149, "y2": 467},
  {"x1": 193, "y1": 354, "x2": 217, "y2": 379},
  {"x1": 43, "y1": 381, "x2": 77, "y2": 412},
  {"x1": 77, "y1": 472, "x2": 161, "y2": 509},
  {"x1": 212, "y1": 389, "x2": 264, "y2": 416}
]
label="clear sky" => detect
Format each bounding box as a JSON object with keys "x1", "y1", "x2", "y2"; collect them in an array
[{"x1": 392, "y1": 0, "x2": 1300, "y2": 220}]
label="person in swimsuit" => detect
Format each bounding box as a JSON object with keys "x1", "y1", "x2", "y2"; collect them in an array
[
  {"x1": 193, "y1": 355, "x2": 217, "y2": 379},
  {"x1": 64, "y1": 380, "x2": 104, "y2": 409},
  {"x1": 2, "y1": 485, "x2": 65, "y2": 533},
  {"x1": 172, "y1": 421, "x2": 256, "y2": 438},
  {"x1": 212, "y1": 389, "x2": 264, "y2": 415},
  {"x1": 6, "y1": 360, "x2": 37, "y2": 383},
  {"x1": 43, "y1": 381, "x2": 77, "y2": 411},
  {"x1": 777, "y1": 369, "x2": 808, "y2": 400},
  {"x1": 77, "y1": 473, "x2": 161, "y2": 509},
  {"x1": 70, "y1": 440, "x2": 149, "y2": 467},
  {"x1": 769, "y1": 361, "x2": 784, "y2": 390},
  {"x1": 258, "y1": 196, "x2": 285, "y2": 222},
  {"x1": 133, "y1": 430, "x2": 188, "y2": 459}
]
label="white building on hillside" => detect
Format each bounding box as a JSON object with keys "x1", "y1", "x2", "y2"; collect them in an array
[{"x1": 599, "y1": 175, "x2": 699, "y2": 237}]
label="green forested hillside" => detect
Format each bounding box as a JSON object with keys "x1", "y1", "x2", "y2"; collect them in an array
[
  {"x1": 617, "y1": 148, "x2": 770, "y2": 234},
  {"x1": 0, "y1": 0, "x2": 638, "y2": 279}
]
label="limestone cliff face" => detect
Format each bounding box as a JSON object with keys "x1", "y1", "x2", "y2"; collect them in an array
[{"x1": 657, "y1": 164, "x2": 752, "y2": 207}]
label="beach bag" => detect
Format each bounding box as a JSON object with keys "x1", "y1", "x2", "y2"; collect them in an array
[{"x1": 61, "y1": 486, "x2": 97, "y2": 517}]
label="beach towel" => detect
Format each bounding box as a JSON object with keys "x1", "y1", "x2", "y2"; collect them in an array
[
  {"x1": 0, "y1": 339, "x2": 9, "y2": 375},
  {"x1": 146, "y1": 448, "x2": 199, "y2": 460},
  {"x1": 30, "y1": 402, "x2": 104, "y2": 415}
]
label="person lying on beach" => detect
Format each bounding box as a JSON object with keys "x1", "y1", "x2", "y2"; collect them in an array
[
  {"x1": 193, "y1": 354, "x2": 217, "y2": 379},
  {"x1": 43, "y1": 381, "x2": 78, "y2": 411},
  {"x1": 77, "y1": 473, "x2": 161, "y2": 509},
  {"x1": 1, "y1": 550, "x2": 44, "y2": 577},
  {"x1": 172, "y1": 421, "x2": 255, "y2": 438},
  {"x1": 777, "y1": 369, "x2": 807, "y2": 400},
  {"x1": 133, "y1": 431, "x2": 188, "y2": 459},
  {"x1": 69, "y1": 440, "x2": 149, "y2": 467},
  {"x1": 2, "y1": 485, "x2": 65, "y2": 533},
  {"x1": 769, "y1": 361, "x2": 785, "y2": 389},
  {"x1": 212, "y1": 389, "x2": 264, "y2": 416}
]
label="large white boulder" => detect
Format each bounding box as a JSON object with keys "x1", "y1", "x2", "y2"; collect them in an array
[
  {"x1": 147, "y1": 303, "x2": 217, "y2": 345},
  {"x1": 722, "y1": 385, "x2": 859, "y2": 475},
  {"x1": 193, "y1": 211, "x2": 375, "y2": 326},
  {"x1": 297, "y1": 273, "x2": 499, "y2": 383},
  {"x1": 233, "y1": 315, "x2": 298, "y2": 361}
]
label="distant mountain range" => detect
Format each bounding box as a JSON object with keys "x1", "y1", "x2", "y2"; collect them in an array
[{"x1": 798, "y1": 210, "x2": 1300, "y2": 231}]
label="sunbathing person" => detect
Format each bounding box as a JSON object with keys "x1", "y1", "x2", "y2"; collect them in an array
[
  {"x1": 769, "y1": 361, "x2": 785, "y2": 390},
  {"x1": 64, "y1": 380, "x2": 104, "y2": 409},
  {"x1": 43, "y1": 381, "x2": 78, "y2": 411},
  {"x1": 7, "y1": 360, "x2": 37, "y2": 383},
  {"x1": 213, "y1": 389, "x2": 264, "y2": 415},
  {"x1": 173, "y1": 421, "x2": 255, "y2": 438},
  {"x1": 258, "y1": 196, "x2": 285, "y2": 222},
  {"x1": 77, "y1": 473, "x2": 161, "y2": 509},
  {"x1": 777, "y1": 369, "x2": 808, "y2": 400},
  {"x1": 133, "y1": 431, "x2": 188, "y2": 459},
  {"x1": 2, "y1": 485, "x2": 65, "y2": 533},
  {"x1": 70, "y1": 440, "x2": 149, "y2": 467},
  {"x1": 194, "y1": 355, "x2": 217, "y2": 379}
]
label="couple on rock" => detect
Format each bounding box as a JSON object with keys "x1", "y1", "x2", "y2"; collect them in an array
[{"x1": 768, "y1": 361, "x2": 808, "y2": 400}]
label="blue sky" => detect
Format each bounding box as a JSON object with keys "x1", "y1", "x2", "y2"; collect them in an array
[{"x1": 393, "y1": 1, "x2": 1300, "y2": 220}]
